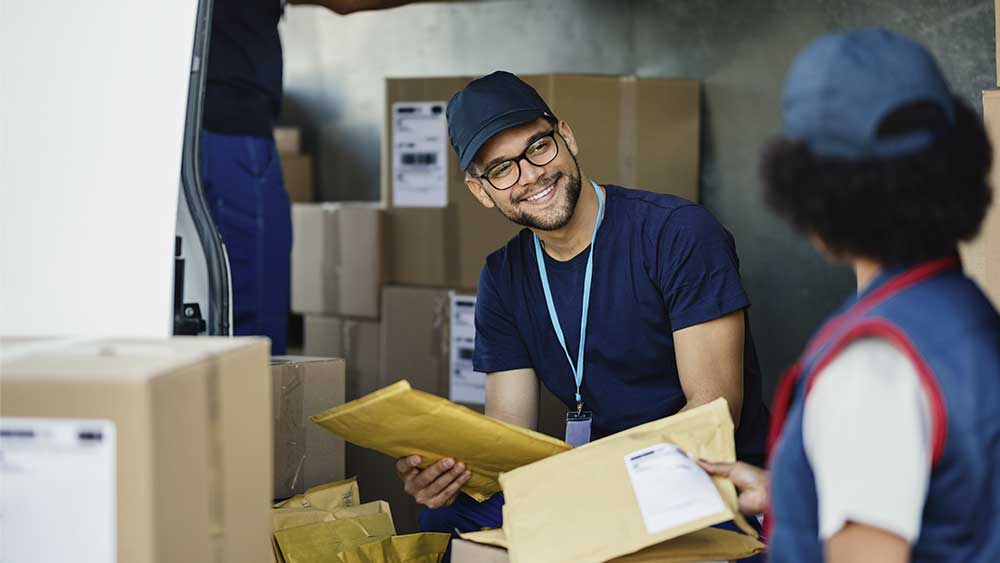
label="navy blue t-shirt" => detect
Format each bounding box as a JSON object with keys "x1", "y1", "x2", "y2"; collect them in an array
[
  {"x1": 204, "y1": 0, "x2": 284, "y2": 137},
  {"x1": 473, "y1": 185, "x2": 768, "y2": 463}
]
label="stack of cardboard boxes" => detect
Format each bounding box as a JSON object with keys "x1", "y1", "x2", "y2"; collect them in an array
[{"x1": 290, "y1": 73, "x2": 702, "y2": 533}]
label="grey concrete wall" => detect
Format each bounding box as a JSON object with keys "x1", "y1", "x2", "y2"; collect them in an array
[{"x1": 279, "y1": 0, "x2": 995, "y2": 402}]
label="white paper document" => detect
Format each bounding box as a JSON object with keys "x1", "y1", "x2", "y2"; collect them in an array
[
  {"x1": 624, "y1": 443, "x2": 727, "y2": 535},
  {"x1": 449, "y1": 293, "x2": 486, "y2": 404},
  {"x1": 1, "y1": 417, "x2": 117, "y2": 563},
  {"x1": 391, "y1": 101, "x2": 449, "y2": 207}
]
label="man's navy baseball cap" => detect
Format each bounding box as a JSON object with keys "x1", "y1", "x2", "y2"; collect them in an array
[
  {"x1": 447, "y1": 71, "x2": 555, "y2": 171},
  {"x1": 782, "y1": 27, "x2": 955, "y2": 160}
]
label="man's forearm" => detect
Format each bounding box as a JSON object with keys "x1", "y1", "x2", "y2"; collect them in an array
[
  {"x1": 484, "y1": 369, "x2": 539, "y2": 430},
  {"x1": 673, "y1": 310, "x2": 747, "y2": 427}
]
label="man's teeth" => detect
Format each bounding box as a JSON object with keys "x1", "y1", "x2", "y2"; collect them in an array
[{"x1": 527, "y1": 185, "x2": 554, "y2": 202}]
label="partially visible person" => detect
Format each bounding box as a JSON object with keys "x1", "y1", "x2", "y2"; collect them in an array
[
  {"x1": 200, "y1": 0, "x2": 422, "y2": 352},
  {"x1": 702, "y1": 28, "x2": 1000, "y2": 563}
]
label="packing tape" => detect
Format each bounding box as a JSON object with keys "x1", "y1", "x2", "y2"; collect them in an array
[
  {"x1": 432, "y1": 293, "x2": 450, "y2": 396},
  {"x1": 343, "y1": 320, "x2": 359, "y2": 400},
  {"x1": 206, "y1": 366, "x2": 225, "y2": 562},
  {"x1": 274, "y1": 363, "x2": 307, "y2": 497},
  {"x1": 444, "y1": 205, "x2": 462, "y2": 286},
  {"x1": 324, "y1": 208, "x2": 343, "y2": 313}
]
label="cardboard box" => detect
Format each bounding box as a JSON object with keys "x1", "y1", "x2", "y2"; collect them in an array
[
  {"x1": 384, "y1": 206, "x2": 466, "y2": 289},
  {"x1": 302, "y1": 316, "x2": 381, "y2": 400},
  {"x1": 274, "y1": 126, "x2": 302, "y2": 154},
  {"x1": 270, "y1": 356, "x2": 347, "y2": 501},
  {"x1": 383, "y1": 74, "x2": 701, "y2": 289},
  {"x1": 1, "y1": 337, "x2": 273, "y2": 563},
  {"x1": 280, "y1": 153, "x2": 314, "y2": 203},
  {"x1": 380, "y1": 286, "x2": 454, "y2": 397},
  {"x1": 291, "y1": 203, "x2": 383, "y2": 318},
  {"x1": 962, "y1": 89, "x2": 1000, "y2": 307}
]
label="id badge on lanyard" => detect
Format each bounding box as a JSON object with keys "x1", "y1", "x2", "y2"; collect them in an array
[{"x1": 534, "y1": 180, "x2": 605, "y2": 447}]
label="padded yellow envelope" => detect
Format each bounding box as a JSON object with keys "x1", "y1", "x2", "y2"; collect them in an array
[
  {"x1": 335, "y1": 533, "x2": 451, "y2": 563},
  {"x1": 499, "y1": 398, "x2": 760, "y2": 563},
  {"x1": 273, "y1": 477, "x2": 360, "y2": 510},
  {"x1": 311, "y1": 380, "x2": 571, "y2": 501},
  {"x1": 272, "y1": 500, "x2": 392, "y2": 533},
  {"x1": 274, "y1": 511, "x2": 396, "y2": 563}
]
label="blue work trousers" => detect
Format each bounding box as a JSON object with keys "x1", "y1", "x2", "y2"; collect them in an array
[{"x1": 199, "y1": 130, "x2": 292, "y2": 353}]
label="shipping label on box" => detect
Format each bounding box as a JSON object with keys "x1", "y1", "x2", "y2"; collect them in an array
[
  {"x1": 0, "y1": 417, "x2": 117, "y2": 563},
  {"x1": 449, "y1": 292, "x2": 484, "y2": 404},
  {"x1": 391, "y1": 101, "x2": 449, "y2": 207}
]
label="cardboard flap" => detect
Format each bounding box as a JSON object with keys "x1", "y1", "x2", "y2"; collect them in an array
[
  {"x1": 458, "y1": 528, "x2": 509, "y2": 549},
  {"x1": 310, "y1": 380, "x2": 571, "y2": 501},
  {"x1": 499, "y1": 399, "x2": 754, "y2": 563}
]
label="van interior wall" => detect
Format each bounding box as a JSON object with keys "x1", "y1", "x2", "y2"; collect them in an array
[{"x1": 279, "y1": 0, "x2": 995, "y2": 403}]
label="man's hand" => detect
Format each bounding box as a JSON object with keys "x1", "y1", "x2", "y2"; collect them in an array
[
  {"x1": 396, "y1": 455, "x2": 472, "y2": 509},
  {"x1": 698, "y1": 460, "x2": 770, "y2": 516}
]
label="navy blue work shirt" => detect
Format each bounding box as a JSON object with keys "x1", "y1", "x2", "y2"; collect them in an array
[
  {"x1": 204, "y1": 0, "x2": 284, "y2": 137},
  {"x1": 473, "y1": 185, "x2": 769, "y2": 464}
]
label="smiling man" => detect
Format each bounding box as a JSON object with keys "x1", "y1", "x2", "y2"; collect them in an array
[{"x1": 395, "y1": 71, "x2": 769, "y2": 554}]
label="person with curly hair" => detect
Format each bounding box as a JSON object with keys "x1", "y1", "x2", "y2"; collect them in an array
[{"x1": 701, "y1": 28, "x2": 1000, "y2": 563}]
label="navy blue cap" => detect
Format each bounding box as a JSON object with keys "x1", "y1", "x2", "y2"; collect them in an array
[
  {"x1": 447, "y1": 71, "x2": 555, "y2": 171},
  {"x1": 782, "y1": 27, "x2": 955, "y2": 160}
]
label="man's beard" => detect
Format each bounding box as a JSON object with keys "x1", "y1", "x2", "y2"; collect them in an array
[{"x1": 492, "y1": 154, "x2": 583, "y2": 231}]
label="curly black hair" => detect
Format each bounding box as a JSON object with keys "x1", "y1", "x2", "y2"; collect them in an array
[{"x1": 761, "y1": 97, "x2": 992, "y2": 267}]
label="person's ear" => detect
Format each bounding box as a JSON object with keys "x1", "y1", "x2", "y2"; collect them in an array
[
  {"x1": 465, "y1": 175, "x2": 496, "y2": 209},
  {"x1": 557, "y1": 119, "x2": 580, "y2": 157}
]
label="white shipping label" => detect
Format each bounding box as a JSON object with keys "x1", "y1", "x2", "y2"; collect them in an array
[
  {"x1": 392, "y1": 101, "x2": 449, "y2": 207},
  {"x1": 449, "y1": 292, "x2": 485, "y2": 404},
  {"x1": 624, "y1": 443, "x2": 727, "y2": 535},
  {"x1": 1, "y1": 418, "x2": 117, "y2": 563}
]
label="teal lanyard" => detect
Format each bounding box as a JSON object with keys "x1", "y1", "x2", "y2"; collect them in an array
[{"x1": 533, "y1": 180, "x2": 605, "y2": 411}]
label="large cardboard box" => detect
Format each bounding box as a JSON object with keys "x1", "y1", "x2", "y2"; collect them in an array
[
  {"x1": 380, "y1": 286, "x2": 453, "y2": 397},
  {"x1": 384, "y1": 206, "x2": 465, "y2": 289},
  {"x1": 383, "y1": 74, "x2": 701, "y2": 289},
  {"x1": 270, "y1": 356, "x2": 347, "y2": 501},
  {"x1": 291, "y1": 203, "x2": 384, "y2": 318},
  {"x1": 1, "y1": 337, "x2": 273, "y2": 563},
  {"x1": 962, "y1": 90, "x2": 1000, "y2": 307},
  {"x1": 303, "y1": 316, "x2": 381, "y2": 400},
  {"x1": 274, "y1": 126, "x2": 302, "y2": 153}
]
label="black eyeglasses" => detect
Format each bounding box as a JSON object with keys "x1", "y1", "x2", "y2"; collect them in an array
[{"x1": 478, "y1": 130, "x2": 560, "y2": 190}]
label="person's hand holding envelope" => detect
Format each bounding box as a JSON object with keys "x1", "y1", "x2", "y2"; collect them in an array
[{"x1": 395, "y1": 454, "x2": 472, "y2": 509}]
